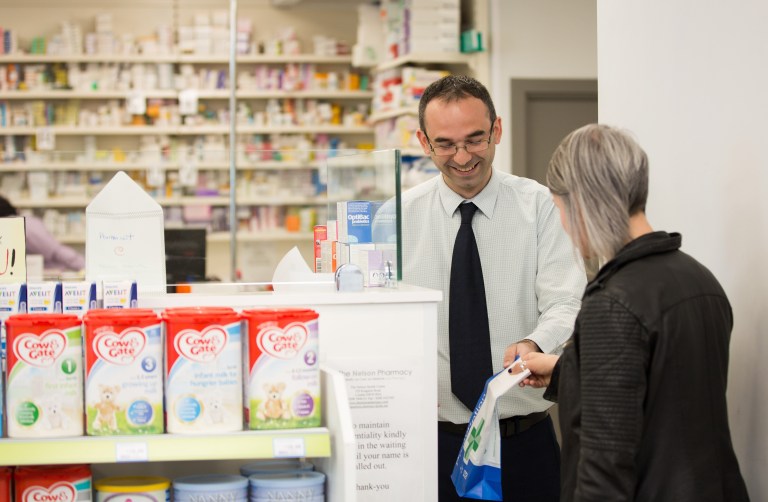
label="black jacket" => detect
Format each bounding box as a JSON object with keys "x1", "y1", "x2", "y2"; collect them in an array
[{"x1": 547, "y1": 231, "x2": 749, "y2": 501}]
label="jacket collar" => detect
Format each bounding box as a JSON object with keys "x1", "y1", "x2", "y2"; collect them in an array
[{"x1": 586, "y1": 231, "x2": 682, "y2": 294}]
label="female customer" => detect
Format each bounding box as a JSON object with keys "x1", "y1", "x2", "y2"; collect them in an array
[{"x1": 511, "y1": 124, "x2": 749, "y2": 501}]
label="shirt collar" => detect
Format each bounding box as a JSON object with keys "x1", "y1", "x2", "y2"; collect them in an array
[{"x1": 438, "y1": 169, "x2": 499, "y2": 219}]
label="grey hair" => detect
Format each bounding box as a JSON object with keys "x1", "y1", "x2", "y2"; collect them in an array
[{"x1": 546, "y1": 124, "x2": 649, "y2": 262}]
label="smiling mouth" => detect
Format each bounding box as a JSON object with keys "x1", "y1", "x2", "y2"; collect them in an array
[{"x1": 452, "y1": 161, "x2": 479, "y2": 173}]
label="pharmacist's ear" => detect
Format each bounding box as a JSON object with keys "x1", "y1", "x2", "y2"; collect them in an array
[
  {"x1": 416, "y1": 129, "x2": 431, "y2": 156},
  {"x1": 492, "y1": 116, "x2": 502, "y2": 145}
]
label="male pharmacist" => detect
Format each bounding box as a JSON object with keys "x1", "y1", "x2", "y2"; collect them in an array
[{"x1": 403, "y1": 75, "x2": 585, "y2": 501}]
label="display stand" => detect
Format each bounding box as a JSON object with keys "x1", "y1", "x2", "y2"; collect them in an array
[{"x1": 139, "y1": 284, "x2": 441, "y2": 502}]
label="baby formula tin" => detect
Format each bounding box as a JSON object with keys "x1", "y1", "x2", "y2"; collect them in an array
[
  {"x1": 163, "y1": 307, "x2": 243, "y2": 433},
  {"x1": 94, "y1": 476, "x2": 171, "y2": 502},
  {"x1": 14, "y1": 465, "x2": 92, "y2": 502},
  {"x1": 239, "y1": 459, "x2": 314, "y2": 477},
  {"x1": 173, "y1": 475, "x2": 247, "y2": 502},
  {"x1": 241, "y1": 308, "x2": 320, "y2": 430},
  {"x1": 0, "y1": 467, "x2": 11, "y2": 502},
  {"x1": 5, "y1": 314, "x2": 83, "y2": 438},
  {"x1": 83, "y1": 309, "x2": 164, "y2": 435},
  {"x1": 248, "y1": 471, "x2": 325, "y2": 501}
]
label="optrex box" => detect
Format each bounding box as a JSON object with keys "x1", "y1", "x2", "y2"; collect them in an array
[
  {"x1": 241, "y1": 308, "x2": 320, "y2": 430},
  {"x1": 83, "y1": 309, "x2": 164, "y2": 435}
]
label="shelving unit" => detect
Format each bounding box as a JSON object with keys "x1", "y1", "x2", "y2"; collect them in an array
[
  {"x1": 0, "y1": 35, "x2": 373, "y2": 279},
  {"x1": 58, "y1": 230, "x2": 314, "y2": 245}
]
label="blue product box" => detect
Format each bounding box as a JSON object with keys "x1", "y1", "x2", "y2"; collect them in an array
[{"x1": 345, "y1": 200, "x2": 374, "y2": 243}]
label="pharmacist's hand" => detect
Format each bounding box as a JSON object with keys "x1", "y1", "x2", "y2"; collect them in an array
[
  {"x1": 503, "y1": 339, "x2": 540, "y2": 369},
  {"x1": 509, "y1": 352, "x2": 559, "y2": 389}
]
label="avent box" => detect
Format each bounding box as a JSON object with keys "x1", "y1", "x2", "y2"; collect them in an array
[
  {"x1": 242, "y1": 308, "x2": 320, "y2": 430},
  {"x1": 4, "y1": 313, "x2": 84, "y2": 438},
  {"x1": 83, "y1": 309, "x2": 164, "y2": 435},
  {"x1": 163, "y1": 307, "x2": 243, "y2": 433}
]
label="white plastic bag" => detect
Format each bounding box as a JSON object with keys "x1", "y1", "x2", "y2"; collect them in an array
[{"x1": 451, "y1": 367, "x2": 531, "y2": 500}]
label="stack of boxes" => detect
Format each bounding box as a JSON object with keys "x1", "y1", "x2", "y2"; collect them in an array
[
  {"x1": 178, "y1": 11, "x2": 230, "y2": 55},
  {"x1": 403, "y1": 0, "x2": 460, "y2": 55},
  {"x1": 380, "y1": 0, "x2": 460, "y2": 60}
]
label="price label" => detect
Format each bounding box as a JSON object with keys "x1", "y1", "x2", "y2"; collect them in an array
[
  {"x1": 126, "y1": 91, "x2": 147, "y2": 115},
  {"x1": 273, "y1": 437, "x2": 306, "y2": 458},
  {"x1": 35, "y1": 127, "x2": 56, "y2": 150},
  {"x1": 179, "y1": 160, "x2": 198, "y2": 187},
  {"x1": 179, "y1": 89, "x2": 199, "y2": 116},
  {"x1": 115, "y1": 442, "x2": 149, "y2": 462}
]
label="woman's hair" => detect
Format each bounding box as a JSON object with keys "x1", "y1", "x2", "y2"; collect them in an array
[
  {"x1": 546, "y1": 124, "x2": 649, "y2": 262},
  {"x1": 0, "y1": 195, "x2": 18, "y2": 217}
]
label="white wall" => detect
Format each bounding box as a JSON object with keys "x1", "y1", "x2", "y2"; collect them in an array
[
  {"x1": 489, "y1": 0, "x2": 597, "y2": 173},
  {"x1": 598, "y1": 1, "x2": 768, "y2": 498}
]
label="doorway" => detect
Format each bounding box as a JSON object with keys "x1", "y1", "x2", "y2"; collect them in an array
[
  {"x1": 510, "y1": 79, "x2": 597, "y2": 444},
  {"x1": 510, "y1": 79, "x2": 598, "y2": 182}
]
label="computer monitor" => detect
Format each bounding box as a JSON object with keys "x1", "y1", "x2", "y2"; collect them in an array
[{"x1": 164, "y1": 228, "x2": 207, "y2": 289}]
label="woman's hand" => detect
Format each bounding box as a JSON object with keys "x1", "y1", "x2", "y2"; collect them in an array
[{"x1": 508, "y1": 352, "x2": 560, "y2": 388}]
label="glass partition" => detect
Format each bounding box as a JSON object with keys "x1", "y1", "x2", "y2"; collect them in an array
[
  {"x1": 325, "y1": 149, "x2": 402, "y2": 285},
  {"x1": 1, "y1": 144, "x2": 401, "y2": 294}
]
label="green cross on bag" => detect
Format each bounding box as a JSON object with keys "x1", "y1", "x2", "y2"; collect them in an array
[{"x1": 463, "y1": 418, "x2": 485, "y2": 461}]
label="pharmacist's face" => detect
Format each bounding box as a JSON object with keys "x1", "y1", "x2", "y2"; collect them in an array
[{"x1": 417, "y1": 97, "x2": 501, "y2": 199}]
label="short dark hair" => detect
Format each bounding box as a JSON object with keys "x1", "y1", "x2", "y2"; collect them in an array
[
  {"x1": 418, "y1": 75, "x2": 497, "y2": 133},
  {"x1": 0, "y1": 195, "x2": 17, "y2": 217}
]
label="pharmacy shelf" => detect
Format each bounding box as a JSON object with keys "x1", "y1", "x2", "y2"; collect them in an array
[
  {"x1": 232, "y1": 90, "x2": 373, "y2": 99},
  {"x1": 0, "y1": 53, "x2": 353, "y2": 64},
  {"x1": 0, "y1": 53, "x2": 179, "y2": 64},
  {"x1": 11, "y1": 195, "x2": 327, "y2": 209},
  {"x1": 0, "y1": 124, "x2": 373, "y2": 136},
  {"x1": 0, "y1": 161, "x2": 322, "y2": 172},
  {"x1": 0, "y1": 428, "x2": 331, "y2": 466},
  {"x1": 59, "y1": 230, "x2": 313, "y2": 245},
  {"x1": 208, "y1": 230, "x2": 314, "y2": 243},
  {"x1": 368, "y1": 106, "x2": 419, "y2": 123},
  {"x1": 0, "y1": 89, "x2": 372, "y2": 100},
  {"x1": 0, "y1": 90, "x2": 178, "y2": 99},
  {"x1": 373, "y1": 52, "x2": 473, "y2": 73}
]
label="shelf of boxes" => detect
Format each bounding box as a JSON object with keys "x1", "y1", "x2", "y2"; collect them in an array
[
  {"x1": 0, "y1": 90, "x2": 373, "y2": 100},
  {"x1": 372, "y1": 52, "x2": 473, "y2": 73},
  {"x1": 9, "y1": 195, "x2": 329, "y2": 209},
  {"x1": 0, "y1": 54, "x2": 355, "y2": 64},
  {"x1": 0, "y1": 160, "x2": 327, "y2": 172},
  {"x1": 368, "y1": 105, "x2": 419, "y2": 123},
  {"x1": 58, "y1": 230, "x2": 315, "y2": 245},
  {"x1": 0, "y1": 125, "x2": 373, "y2": 135}
]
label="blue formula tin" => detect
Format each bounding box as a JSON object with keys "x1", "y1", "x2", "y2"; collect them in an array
[
  {"x1": 173, "y1": 475, "x2": 248, "y2": 502},
  {"x1": 248, "y1": 471, "x2": 325, "y2": 501},
  {"x1": 239, "y1": 459, "x2": 314, "y2": 477}
]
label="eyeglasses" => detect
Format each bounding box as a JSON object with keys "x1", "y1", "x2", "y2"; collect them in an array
[{"x1": 427, "y1": 134, "x2": 493, "y2": 157}]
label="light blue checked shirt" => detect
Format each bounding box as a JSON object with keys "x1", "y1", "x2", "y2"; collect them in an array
[{"x1": 400, "y1": 169, "x2": 586, "y2": 423}]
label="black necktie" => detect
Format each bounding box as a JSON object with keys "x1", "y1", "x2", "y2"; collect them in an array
[{"x1": 449, "y1": 202, "x2": 493, "y2": 410}]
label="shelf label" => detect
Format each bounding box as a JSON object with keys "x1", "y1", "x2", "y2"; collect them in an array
[
  {"x1": 35, "y1": 127, "x2": 56, "y2": 150},
  {"x1": 115, "y1": 442, "x2": 149, "y2": 462},
  {"x1": 126, "y1": 91, "x2": 147, "y2": 115},
  {"x1": 179, "y1": 89, "x2": 199, "y2": 116},
  {"x1": 273, "y1": 437, "x2": 306, "y2": 458}
]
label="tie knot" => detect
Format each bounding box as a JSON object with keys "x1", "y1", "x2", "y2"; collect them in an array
[{"x1": 458, "y1": 202, "x2": 478, "y2": 224}]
